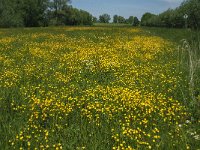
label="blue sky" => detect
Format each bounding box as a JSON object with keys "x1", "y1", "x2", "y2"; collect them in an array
[{"x1": 71, "y1": 0, "x2": 184, "y2": 19}]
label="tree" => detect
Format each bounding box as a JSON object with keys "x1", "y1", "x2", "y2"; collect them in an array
[
  {"x1": 140, "y1": 0, "x2": 200, "y2": 29},
  {"x1": 0, "y1": 0, "x2": 95, "y2": 27},
  {"x1": 50, "y1": 0, "x2": 71, "y2": 25},
  {"x1": 132, "y1": 17, "x2": 139, "y2": 26},
  {"x1": 50, "y1": 0, "x2": 71, "y2": 12},
  {"x1": 117, "y1": 16, "x2": 126, "y2": 23},
  {"x1": 99, "y1": 14, "x2": 111, "y2": 23},
  {"x1": 21, "y1": 0, "x2": 49, "y2": 27},
  {"x1": 141, "y1": 12, "x2": 156, "y2": 26},
  {"x1": 0, "y1": 0, "x2": 49, "y2": 27},
  {"x1": 172, "y1": 8, "x2": 185, "y2": 28},
  {"x1": 113, "y1": 15, "x2": 127, "y2": 24},
  {"x1": 180, "y1": 0, "x2": 200, "y2": 29},
  {"x1": 113, "y1": 15, "x2": 118, "y2": 23},
  {"x1": 92, "y1": 16, "x2": 98, "y2": 23},
  {"x1": 79, "y1": 9, "x2": 93, "y2": 25},
  {"x1": 127, "y1": 16, "x2": 134, "y2": 24},
  {"x1": 59, "y1": 6, "x2": 93, "y2": 26},
  {"x1": 0, "y1": 0, "x2": 24, "y2": 27}
]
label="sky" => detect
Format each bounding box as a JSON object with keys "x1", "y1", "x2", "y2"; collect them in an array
[{"x1": 71, "y1": 0, "x2": 184, "y2": 19}]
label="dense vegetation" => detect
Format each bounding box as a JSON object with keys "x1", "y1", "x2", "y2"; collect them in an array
[
  {"x1": 141, "y1": 0, "x2": 200, "y2": 29},
  {"x1": 112, "y1": 15, "x2": 139, "y2": 26},
  {"x1": 1, "y1": 0, "x2": 199, "y2": 28},
  {"x1": 0, "y1": 0, "x2": 93, "y2": 27}
]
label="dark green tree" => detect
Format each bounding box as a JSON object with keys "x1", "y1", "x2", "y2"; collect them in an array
[
  {"x1": 113, "y1": 15, "x2": 118, "y2": 23},
  {"x1": 140, "y1": 0, "x2": 200, "y2": 29},
  {"x1": 117, "y1": 16, "x2": 126, "y2": 23},
  {"x1": 99, "y1": 14, "x2": 111, "y2": 23},
  {"x1": 141, "y1": 12, "x2": 156, "y2": 26},
  {"x1": 92, "y1": 16, "x2": 98, "y2": 23},
  {"x1": 50, "y1": 0, "x2": 71, "y2": 25},
  {"x1": 127, "y1": 16, "x2": 134, "y2": 24},
  {"x1": 180, "y1": 0, "x2": 200, "y2": 29},
  {"x1": 60, "y1": 6, "x2": 92, "y2": 25},
  {"x1": 21, "y1": 0, "x2": 49, "y2": 27},
  {"x1": 0, "y1": 0, "x2": 24, "y2": 27},
  {"x1": 132, "y1": 17, "x2": 139, "y2": 26}
]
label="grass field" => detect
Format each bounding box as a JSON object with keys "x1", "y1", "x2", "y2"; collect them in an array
[{"x1": 0, "y1": 26, "x2": 199, "y2": 149}]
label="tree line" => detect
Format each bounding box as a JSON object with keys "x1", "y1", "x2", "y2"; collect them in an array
[
  {"x1": 96, "y1": 14, "x2": 139, "y2": 26},
  {"x1": 0, "y1": 0, "x2": 199, "y2": 28},
  {"x1": 141, "y1": 0, "x2": 200, "y2": 29},
  {"x1": 0, "y1": 0, "x2": 93, "y2": 27},
  {"x1": 0, "y1": 0, "x2": 139, "y2": 28}
]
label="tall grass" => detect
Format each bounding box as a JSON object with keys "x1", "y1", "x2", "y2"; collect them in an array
[
  {"x1": 178, "y1": 33, "x2": 200, "y2": 118},
  {"x1": 177, "y1": 32, "x2": 200, "y2": 148}
]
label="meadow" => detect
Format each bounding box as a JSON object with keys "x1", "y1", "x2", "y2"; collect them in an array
[{"x1": 0, "y1": 26, "x2": 199, "y2": 149}]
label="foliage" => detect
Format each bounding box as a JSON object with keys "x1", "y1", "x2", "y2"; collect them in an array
[
  {"x1": 49, "y1": 0, "x2": 70, "y2": 25},
  {"x1": 127, "y1": 16, "x2": 134, "y2": 24},
  {"x1": 92, "y1": 16, "x2": 98, "y2": 23},
  {"x1": 180, "y1": 0, "x2": 200, "y2": 29},
  {"x1": 0, "y1": 0, "x2": 93, "y2": 27},
  {"x1": 141, "y1": 12, "x2": 156, "y2": 26},
  {"x1": 132, "y1": 17, "x2": 140, "y2": 26},
  {"x1": 59, "y1": 6, "x2": 93, "y2": 26},
  {"x1": 117, "y1": 16, "x2": 126, "y2": 23},
  {"x1": 113, "y1": 15, "x2": 139, "y2": 26},
  {"x1": 21, "y1": 0, "x2": 49, "y2": 27},
  {"x1": 0, "y1": 0, "x2": 24, "y2": 27},
  {"x1": 141, "y1": 0, "x2": 200, "y2": 29},
  {"x1": 99, "y1": 14, "x2": 111, "y2": 23},
  {"x1": 113, "y1": 15, "x2": 118, "y2": 23}
]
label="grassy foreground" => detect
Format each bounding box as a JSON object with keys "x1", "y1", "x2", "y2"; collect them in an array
[{"x1": 0, "y1": 26, "x2": 199, "y2": 149}]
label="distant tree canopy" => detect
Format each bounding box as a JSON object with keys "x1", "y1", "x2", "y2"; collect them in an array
[
  {"x1": 113, "y1": 15, "x2": 118, "y2": 23},
  {"x1": 49, "y1": 5, "x2": 93, "y2": 26},
  {"x1": 99, "y1": 14, "x2": 111, "y2": 23},
  {"x1": 127, "y1": 16, "x2": 134, "y2": 24},
  {"x1": 113, "y1": 15, "x2": 125, "y2": 24},
  {"x1": 92, "y1": 16, "x2": 98, "y2": 23},
  {"x1": 141, "y1": 12, "x2": 156, "y2": 26},
  {"x1": 180, "y1": 0, "x2": 200, "y2": 29},
  {"x1": 141, "y1": 0, "x2": 200, "y2": 29},
  {"x1": 1, "y1": 0, "x2": 199, "y2": 29},
  {"x1": 132, "y1": 17, "x2": 140, "y2": 26},
  {"x1": 0, "y1": 0, "x2": 93, "y2": 27},
  {"x1": 112, "y1": 15, "x2": 139, "y2": 26},
  {"x1": 117, "y1": 16, "x2": 126, "y2": 23}
]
